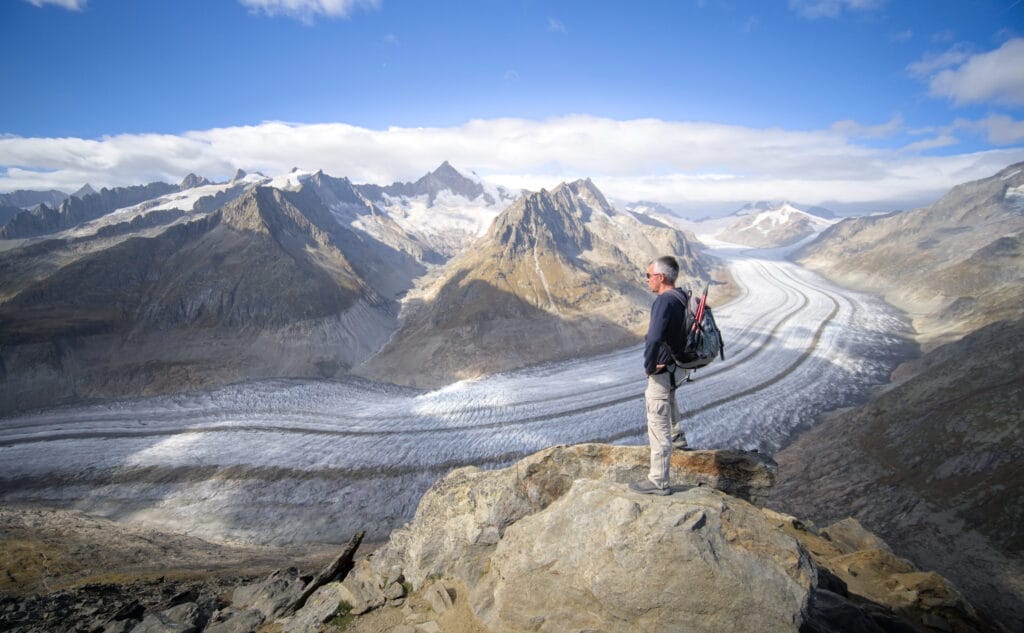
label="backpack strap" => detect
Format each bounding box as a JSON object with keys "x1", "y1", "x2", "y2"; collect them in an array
[{"x1": 666, "y1": 288, "x2": 692, "y2": 333}]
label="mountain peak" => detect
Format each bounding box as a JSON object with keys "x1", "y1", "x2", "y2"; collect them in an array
[
  {"x1": 71, "y1": 183, "x2": 98, "y2": 199},
  {"x1": 231, "y1": 169, "x2": 247, "y2": 182},
  {"x1": 179, "y1": 173, "x2": 211, "y2": 190},
  {"x1": 415, "y1": 161, "x2": 486, "y2": 203}
]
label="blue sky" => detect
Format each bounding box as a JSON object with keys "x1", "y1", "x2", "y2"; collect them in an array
[{"x1": 2, "y1": 0, "x2": 1024, "y2": 214}]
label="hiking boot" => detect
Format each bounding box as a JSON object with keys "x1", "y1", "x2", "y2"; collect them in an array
[
  {"x1": 672, "y1": 436, "x2": 692, "y2": 451},
  {"x1": 628, "y1": 480, "x2": 671, "y2": 496}
]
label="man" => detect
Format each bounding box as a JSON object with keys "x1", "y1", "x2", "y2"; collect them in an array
[{"x1": 629, "y1": 256, "x2": 691, "y2": 496}]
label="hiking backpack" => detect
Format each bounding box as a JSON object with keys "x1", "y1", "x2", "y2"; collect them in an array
[{"x1": 668, "y1": 286, "x2": 725, "y2": 371}]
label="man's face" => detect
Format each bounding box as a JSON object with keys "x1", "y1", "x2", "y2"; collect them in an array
[{"x1": 646, "y1": 264, "x2": 662, "y2": 293}]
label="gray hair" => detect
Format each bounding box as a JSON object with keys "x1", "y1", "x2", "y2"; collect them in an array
[{"x1": 652, "y1": 256, "x2": 679, "y2": 283}]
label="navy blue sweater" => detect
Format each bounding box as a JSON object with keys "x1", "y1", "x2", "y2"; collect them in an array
[{"x1": 643, "y1": 288, "x2": 690, "y2": 375}]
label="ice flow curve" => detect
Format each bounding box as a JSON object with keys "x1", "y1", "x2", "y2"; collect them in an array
[{"x1": 0, "y1": 248, "x2": 911, "y2": 544}]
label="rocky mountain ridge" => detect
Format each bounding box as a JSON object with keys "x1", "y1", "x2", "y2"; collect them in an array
[
  {"x1": 0, "y1": 185, "x2": 403, "y2": 414},
  {"x1": 795, "y1": 161, "x2": 1024, "y2": 347},
  {"x1": 0, "y1": 165, "x2": 713, "y2": 412},
  {"x1": 355, "y1": 178, "x2": 710, "y2": 388}
]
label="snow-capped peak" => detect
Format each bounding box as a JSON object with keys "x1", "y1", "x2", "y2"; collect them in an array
[{"x1": 266, "y1": 168, "x2": 316, "y2": 191}]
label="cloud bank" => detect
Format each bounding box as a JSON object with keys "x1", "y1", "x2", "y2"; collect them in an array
[{"x1": 3, "y1": 116, "x2": 1022, "y2": 214}]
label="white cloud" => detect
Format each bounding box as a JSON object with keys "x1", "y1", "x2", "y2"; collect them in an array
[
  {"x1": 547, "y1": 17, "x2": 567, "y2": 33},
  {"x1": 906, "y1": 44, "x2": 971, "y2": 77},
  {"x1": 1, "y1": 116, "x2": 1022, "y2": 211},
  {"x1": 926, "y1": 38, "x2": 1024, "y2": 106},
  {"x1": 831, "y1": 116, "x2": 903, "y2": 138},
  {"x1": 238, "y1": 0, "x2": 380, "y2": 22},
  {"x1": 25, "y1": 0, "x2": 86, "y2": 10},
  {"x1": 788, "y1": 0, "x2": 883, "y2": 20},
  {"x1": 955, "y1": 115, "x2": 1024, "y2": 145},
  {"x1": 900, "y1": 135, "x2": 959, "y2": 153}
]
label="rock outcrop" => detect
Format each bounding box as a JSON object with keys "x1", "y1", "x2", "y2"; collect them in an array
[
  {"x1": 342, "y1": 444, "x2": 1000, "y2": 633},
  {"x1": 0, "y1": 444, "x2": 1004, "y2": 633}
]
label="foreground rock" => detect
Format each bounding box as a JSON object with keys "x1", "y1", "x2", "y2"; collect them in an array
[
  {"x1": 0, "y1": 444, "x2": 1005, "y2": 632},
  {"x1": 474, "y1": 480, "x2": 813, "y2": 632},
  {"x1": 350, "y1": 444, "x2": 1001, "y2": 633}
]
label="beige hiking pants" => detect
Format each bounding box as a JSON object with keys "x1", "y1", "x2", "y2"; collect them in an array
[{"x1": 645, "y1": 370, "x2": 682, "y2": 489}]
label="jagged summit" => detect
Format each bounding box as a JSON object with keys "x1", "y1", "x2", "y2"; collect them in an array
[
  {"x1": 71, "y1": 183, "x2": 98, "y2": 199},
  {"x1": 230, "y1": 168, "x2": 247, "y2": 182},
  {"x1": 355, "y1": 178, "x2": 707, "y2": 388},
  {"x1": 179, "y1": 173, "x2": 211, "y2": 190},
  {"x1": 488, "y1": 179, "x2": 608, "y2": 256},
  {"x1": 375, "y1": 160, "x2": 491, "y2": 205}
]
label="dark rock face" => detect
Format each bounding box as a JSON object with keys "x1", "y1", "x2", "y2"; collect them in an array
[
  {"x1": 0, "y1": 577, "x2": 233, "y2": 633},
  {"x1": 0, "y1": 189, "x2": 68, "y2": 210}
]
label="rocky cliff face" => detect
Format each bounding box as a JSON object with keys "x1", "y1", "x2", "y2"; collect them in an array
[
  {"x1": 769, "y1": 318, "x2": 1024, "y2": 632},
  {"x1": 796, "y1": 162, "x2": 1024, "y2": 347},
  {"x1": 0, "y1": 188, "x2": 68, "y2": 211},
  {"x1": 355, "y1": 179, "x2": 710, "y2": 388}
]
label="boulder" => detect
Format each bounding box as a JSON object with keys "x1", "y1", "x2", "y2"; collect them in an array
[
  {"x1": 281, "y1": 583, "x2": 350, "y2": 633},
  {"x1": 469, "y1": 480, "x2": 816, "y2": 633},
  {"x1": 129, "y1": 602, "x2": 203, "y2": 633},
  {"x1": 202, "y1": 607, "x2": 264, "y2": 633},
  {"x1": 375, "y1": 444, "x2": 776, "y2": 588},
  {"x1": 333, "y1": 560, "x2": 386, "y2": 614},
  {"x1": 230, "y1": 568, "x2": 305, "y2": 620},
  {"x1": 821, "y1": 517, "x2": 892, "y2": 553}
]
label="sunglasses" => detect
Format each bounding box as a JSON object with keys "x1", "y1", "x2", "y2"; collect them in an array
[{"x1": 646, "y1": 272, "x2": 663, "y2": 279}]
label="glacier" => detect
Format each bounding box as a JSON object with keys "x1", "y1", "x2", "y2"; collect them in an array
[{"x1": 0, "y1": 245, "x2": 913, "y2": 545}]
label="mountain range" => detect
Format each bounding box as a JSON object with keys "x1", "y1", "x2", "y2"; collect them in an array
[
  {"x1": 0, "y1": 164, "x2": 708, "y2": 412},
  {"x1": 769, "y1": 162, "x2": 1024, "y2": 631},
  {"x1": 716, "y1": 201, "x2": 839, "y2": 248},
  {"x1": 795, "y1": 162, "x2": 1024, "y2": 347},
  {"x1": 357, "y1": 178, "x2": 710, "y2": 387}
]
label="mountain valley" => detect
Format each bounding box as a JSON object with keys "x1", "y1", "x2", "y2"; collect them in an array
[{"x1": 1, "y1": 161, "x2": 1022, "y2": 631}]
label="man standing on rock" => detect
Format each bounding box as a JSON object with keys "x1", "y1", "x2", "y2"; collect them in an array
[{"x1": 630, "y1": 256, "x2": 691, "y2": 496}]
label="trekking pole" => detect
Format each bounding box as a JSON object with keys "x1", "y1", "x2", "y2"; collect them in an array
[{"x1": 693, "y1": 285, "x2": 709, "y2": 332}]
